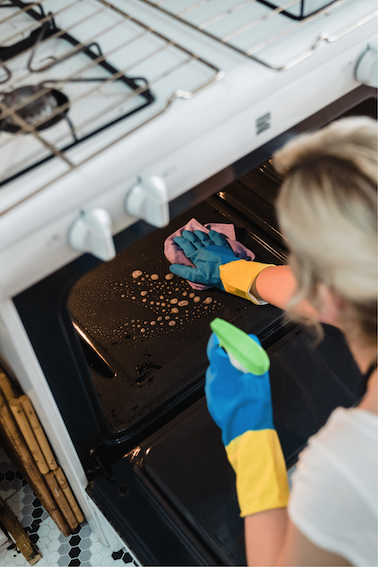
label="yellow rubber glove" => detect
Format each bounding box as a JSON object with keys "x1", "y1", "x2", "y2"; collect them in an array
[{"x1": 219, "y1": 260, "x2": 273, "y2": 304}]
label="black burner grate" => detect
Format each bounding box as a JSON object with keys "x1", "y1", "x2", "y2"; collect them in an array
[
  {"x1": 0, "y1": 0, "x2": 154, "y2": 183},
  {"x1": 256, "y1": 0, "x2": 338, "y2": 20}
]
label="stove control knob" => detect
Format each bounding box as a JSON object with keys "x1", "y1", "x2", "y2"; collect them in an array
[
  {"x1": 125, "y1": 175, "x2": 169, "y2": 228},
  {"x1": 355, "y1": 42, "x2": 377, "y2": 88},
  {"x1": 68, "y1": 208, "x2": 116, "y2": 261}
]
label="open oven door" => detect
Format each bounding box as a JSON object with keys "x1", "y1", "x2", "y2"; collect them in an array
[
  {"x1": 81, "y1": 193, "x2": 363, "y2": 565},
  {"x1": 86, "y1": 320, "x2": 363, "y2": 566}
]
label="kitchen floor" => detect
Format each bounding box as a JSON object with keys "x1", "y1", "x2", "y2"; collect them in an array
[{"x1": 0, "y1": 447, "x2": 140, "y2": 567}]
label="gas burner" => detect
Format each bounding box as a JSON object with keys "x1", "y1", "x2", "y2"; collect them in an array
[{"x1": 0, "y1": 85, "x2": 69, "y2": 133}]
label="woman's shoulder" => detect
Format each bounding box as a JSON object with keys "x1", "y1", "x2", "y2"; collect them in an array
[
  {"x1": 289, "y1": 400, "x2": 377, "y2": 567},
  {"x1": 309, "y1": 403, "x2": 377, "y2": 453},
  {"x1": 294, "y1": 400, "x2": 377, "y2": 484},
  {"x1": 290, "y1": 395, "x2": 377, "y2": 518}
]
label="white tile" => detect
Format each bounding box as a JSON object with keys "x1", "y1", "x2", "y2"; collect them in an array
[
  {"x1": 89, "y1": 552, "x2": 104, "y2": 565},
  {"x1": 37, "y1": 524, "x2": 51, "y2": 538},
  {"x1": 33, "y1": 558, "x2": 49, "y2": 567},
  {"x1": 47, "y1": 539, "x2": 60, "y2": 553},
  {"x1": 0, "y1": 531, "x2": 8, "y2": 548},
  {"x1": 47, "y1": 528, "x2": 61, "y2": 542},
  {"x1": 100, "y1": 555, "x2": 114, "y2": 566},
  {"x1": 14, "y1": 553, "x2": 27, "y2": 566},
  {"x1": 100, "y1": 546, "x2": 113, "y2": 558},
  {"x1": 89, "y1": 540, "x2": 104, "y2": 554},
  {"x1": 45, "y1": 550, "x2": 60, "y2": 564},
  {"x1": 36, "y1": 535, "x2": 51, "y2": 551},
  {"x1": 0, "y1": 558, "x2": 17, "y2": 567},
  {"x1": 0, "y1": 544, "x2": 22, "y2": 566}
]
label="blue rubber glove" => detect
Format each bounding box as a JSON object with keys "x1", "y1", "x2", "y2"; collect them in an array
[
  {"x1": 206, "y1": 333, "x2": 274, "y2": 445},
  {"x1": 169, "y1": 229, "x2": 241, "y2": 288},
  {"x1": 205, "y1": 332, "x2": 289, "y2": 517}
]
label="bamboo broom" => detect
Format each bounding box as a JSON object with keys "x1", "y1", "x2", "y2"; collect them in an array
[
  {"x1": 0, "y1": 389, "x2": 70, "y2": 536},
  {"x1": 0, "y1": 371, "x2": 18, "y2": 401},
  {"x1": 18, "y1": 395, "x2": 84, "y2": 524},
  {"x1": 19, "y1": 396, "x2": 57, "y2": 471},
  {"x1": 0, "y1": 369, "x2": 84, "y2": 530},
  {"x1": 9, "y1": 399, "x2": 49, "y2": 475},
  {"x1": 9, "y1": 399, "x2": 79, "y2": 531},
  {"x1": 44, "y1": 472, "x2": 78, "y2": 532},
  {"x1": 53, "y1": 467, "x2": 84, "y2": 524}
]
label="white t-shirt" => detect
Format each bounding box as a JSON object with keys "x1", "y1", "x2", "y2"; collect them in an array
[{"x1": 288, "y1": 407, "x2": 378, "y2": 566}]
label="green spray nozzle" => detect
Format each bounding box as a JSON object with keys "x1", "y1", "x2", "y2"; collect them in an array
[{"x1": 210, "y1": 318, "x2": 270, "y2": 375}]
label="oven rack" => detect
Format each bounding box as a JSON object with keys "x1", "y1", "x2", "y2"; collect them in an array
[
  {"x1": 0, "y1": 0, "x2": 223, "y2": 198},
  {"x1": 141, "y1": 0, "x2": 378, "y2": 71}
]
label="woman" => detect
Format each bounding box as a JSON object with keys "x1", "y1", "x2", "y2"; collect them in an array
[{"x1": 169, "y1": 116, "x2": 377, "y2": 566}]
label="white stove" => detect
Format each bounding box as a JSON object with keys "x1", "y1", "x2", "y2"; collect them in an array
[
  {"x1": 0, "y1": 0, "x2": 376, "y2": 299},
  {"x1": 0, "y1": 0, "x2": 376, "y2": 556}
]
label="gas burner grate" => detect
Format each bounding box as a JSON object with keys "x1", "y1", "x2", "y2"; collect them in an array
[
  {"x1": 141, "y1": 0, "x2": 377, "y2": 71},
  {"x1": 0, "y1": 0, "x2": 222, "y2": 191},
  {"x1": 254, "y1": 0, "x2": 338, "y2": 20}
]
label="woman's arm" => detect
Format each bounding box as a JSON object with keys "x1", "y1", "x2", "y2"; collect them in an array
[
  {"x1": 244, "y1": 511, "x2": 352, "y2": 566},
  {"x1": 253, "y1": 265, "x2": 318, "y2": 317},
  {"x1": 246, "y1": 265, "x2": 353, "y2": 566},
  {"x1": 244, "y1": 508, "x2": 288, "y2": 566}
]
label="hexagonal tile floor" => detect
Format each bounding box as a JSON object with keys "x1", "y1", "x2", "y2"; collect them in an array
[
  {"x1": 0, "y1": 450, "x2": 26, "y2": 500},
  {"x1": 0, "y1": 448, "x2": 140, "y2": 567}
]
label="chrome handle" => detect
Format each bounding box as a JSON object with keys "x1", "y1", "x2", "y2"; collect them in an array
[
  {"x1": 254, "y1": 9, "x2": 378, "y2": 71},
  {"x1": 326, "y1": 9, "x2": 378, "y2": 43}
]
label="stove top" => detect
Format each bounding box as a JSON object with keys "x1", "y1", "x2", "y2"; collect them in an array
[
  {"x1": 0, "y1": 0, "x2": 375, "y2": 301},
  {"x1": 1, "y1": 1, "x2": 213, "y2": 184},
  {"x1": 0, "y1": 0, "x2": 374, "y2": 194}
]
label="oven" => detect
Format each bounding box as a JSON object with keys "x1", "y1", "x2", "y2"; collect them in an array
[{"x1": 0, "y1": 1, "x2": 376, "y2": 564}]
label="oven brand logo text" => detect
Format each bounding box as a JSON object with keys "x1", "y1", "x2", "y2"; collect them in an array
[{"x1": 256, "y1": 113, "x2": 271, "y2": 135}]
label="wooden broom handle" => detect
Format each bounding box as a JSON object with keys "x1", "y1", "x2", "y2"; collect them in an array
[
  {"x1": 19, "y1": 395, "x2": 57, "y2": 471},
  {"x1": 0, "y1": 390, "x2": 70, "y2": 537},
  {"x1": 9, "y1": 399, "x2": 49, "y2": 475},
  {"x1": 54, "y1": 467, "x2": 84, "y2": 524},
  {"x1": 0, "y1": 495, "x2": 41, "y2": 565},
  {"x1": 0, "y1": 371, "x2": 18, "y2": 402},
  {"x1": 44, "y1": 472, "x2": 78, "y2": 532}
]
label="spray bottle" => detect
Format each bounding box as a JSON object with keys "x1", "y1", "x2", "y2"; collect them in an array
[{"x1": 210, "y1": 318, "x2": 270, "y2": 375}]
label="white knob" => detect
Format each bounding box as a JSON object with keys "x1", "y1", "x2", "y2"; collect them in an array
[
  {"x1": 68, "y1": 208, "x2": 116, "y2": 261},
  {"x1": 125, "y1": 175, "x2": 169, "y2": 228},
  {"x1": 355, "y1": 42, "x2": 377, "y2": 88}
]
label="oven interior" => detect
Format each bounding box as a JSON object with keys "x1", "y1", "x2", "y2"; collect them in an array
[
  {"x1": 67, "y1": 95, "x2": 376, "y2": 443},
  {"x1": 13, "y1": 95, "x2": 376, "y2": 565}
]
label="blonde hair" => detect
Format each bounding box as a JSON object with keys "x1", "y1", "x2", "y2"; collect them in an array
[{"x1": 273, "y1": 116, "x2": 377, "y2": 342}]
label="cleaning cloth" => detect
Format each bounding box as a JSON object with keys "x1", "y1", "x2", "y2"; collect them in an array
[{"x1": 164, "y1": 218, "x2": 255, "y2": 290}]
